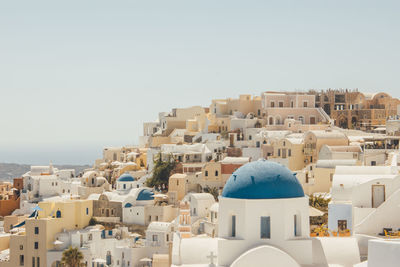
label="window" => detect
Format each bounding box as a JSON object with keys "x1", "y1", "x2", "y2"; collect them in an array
[
  {"x1": 249, "y1": 135, "x2": 252, "y2": 140},
  {"x1": 279, "y1": 101, "x2": 283, "y2": 108},
  {"x1": 260, "y1": 216, "x2": 271, "y2": 239},
  {"x1": 205, "y1": 171, "x2": 208, "y2": 177},
  {"x1": 303, "y1": 101, "x2": 308, "y2": 107},
  {"x1": 288, "y1": 149, "x2": 292, "y2": 157},
  {"x1": 19, "y1": 255, "x2": 24, "y2": 266},
  {"x1": 294, "y1": 214, "x2": 301, "y2": 237},
  {"x1": 37, "y1": 257, "x2": 40, "y2": 267},
  {"x1": 32, "y1": 257, "x2": 35, "y2": 267},
  {"x1": 34, "y1": 242, "x2": 38, "y2": 249},
  {"x1": 86, "y1": 208, "x2": 89, "y2": 215},
  {"x1": 152, "y1": 235, "x2": 158, "y2": 241},
  {"x1": 34, "y1": 227, "x2": 39, "y2": 235},
  {"x1": 231, "y1": 215, "x2": 236, "y2": 237},
  {"x1": 270, "y1": 101, "x2": 275, "y2": 108},
  {"x1": 56, "y1": 210, "x2": 61, "y2": 218},
  {"x1": 278, "y1": 149, "x2": 281, "y2": 157},
  {"x1": 371, "y1": 161, "x2": 376, "y2": 166},
  {"x1": 20, "y1": 245, "x2": 23, "y2": 250},
  {"x1": 215, "y1": 170, "x2": 218, "y2": 176}
]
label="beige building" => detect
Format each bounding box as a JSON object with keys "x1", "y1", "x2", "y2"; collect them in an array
[
  {"x1": 1, "y1": 199, "x2": 92, "y2": 267},
  {"x1": 269, "y1": 137, "x2": 306, "y2": 171},
  {"x1": 210, "y1": 94, "x2": 262, "y2": 118},
  {"x1": 303, "y1": 130, "x2": 349, "y2": 164},
  {"x1": 297, "y1": 159, "x2": 358, "y2": 195}
]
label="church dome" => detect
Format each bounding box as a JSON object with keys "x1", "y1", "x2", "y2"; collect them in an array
[
  {"x1": 137, "y1": 189, "x2": 154, "y2": 201},
  {"x1": 117, "y1": 173, "x2": 135, "y2": 182},
  {"x1": 222, "y1": 160, "x2": 304, "y2": 199}
]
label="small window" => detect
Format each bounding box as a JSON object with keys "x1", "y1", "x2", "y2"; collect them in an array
[
  {"x1": 34, "y1": 242, "x2": 39, "y2": 249},
  {"x1": 19, "y1": 255, "x2": 24, "y2": 266},
  {"x1": 20, "y1": 245, "x2": 23, "y2": 250},
  {"x1": 231, "y1": 215, "x2": 236, "y2": 237},
  {"x1": 288, "y1": 149, "x2": 292, "y2": 157},
  {"x1": 215, "y1": 171, "x2": 218, "y2": 176},
  {"x1": 34, "y1": 227, "x2": 39, "y2": 235},
  {"x1": 86, "y1": 208, "x2": 89, "y2": 215},
  {"x1": 205, "y1": 171, "x2": 208, "y2": 177},
  {"x1": 152, "y1": 235, "x2": 158, "y2": 241},
  {"x1": 260, "y1": 216, "x2": 271, "y2": 239}
]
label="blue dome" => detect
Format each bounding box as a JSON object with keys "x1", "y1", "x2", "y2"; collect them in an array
[
  {"x1": 222, "y1": 160, "x2": 304, "y2": 199},
  {"x1": 137, "y1": 189, "x2": 154, "y2": 201},
  {"x1": 117, "y1": 173, "x2": 135, "y2": 182},
  {"x1": 124, "y1": 203, "x2": 133, "y2": 208}
]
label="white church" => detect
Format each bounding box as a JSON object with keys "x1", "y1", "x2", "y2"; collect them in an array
[{"x1": 172, "y1": 160, "x2": 361, "y2": 267}]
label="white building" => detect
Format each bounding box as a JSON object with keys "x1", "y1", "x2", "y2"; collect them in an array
[
  {"x1": 329, "y1": 154, "x2": 400, "y2": 235},
  {"x1": 172, "y1": 160, "x2": 361, "y2": 267}
]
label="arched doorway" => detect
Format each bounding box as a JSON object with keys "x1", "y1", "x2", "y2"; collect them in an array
[
  {"x1": 338, "y1": 116, "x2": 348, "y2": 129},
  {"x1": 268, "y1": 116, "x2": 274, "y2": 125}
]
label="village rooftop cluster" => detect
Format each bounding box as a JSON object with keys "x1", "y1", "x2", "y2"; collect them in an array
[{"x1": 1, "y1": 89, "x2": 400, "y2": 267}]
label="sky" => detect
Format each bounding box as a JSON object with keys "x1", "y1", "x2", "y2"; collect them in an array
[{"x1": 1, "y1": 0, "x2": 400, "y2": 165}]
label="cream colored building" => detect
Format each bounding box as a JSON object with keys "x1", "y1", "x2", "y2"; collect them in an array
[
  {"x1": 269, "y1": 137, "x2": 305, "y2": 171},
  {"x1": 303, "y1": 130, "x2": 349, "y2": 164},
  {"x1": 1, "y1": 199, "x2": 92, "y2": 267},
  {"x1": 210, "y1": 94, "x2": 262, "y2": 118}
]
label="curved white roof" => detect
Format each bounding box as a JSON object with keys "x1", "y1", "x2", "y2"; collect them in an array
[
  {"x1": 147, "y1": 222, "x2": 171, "y2": 232},
  {"x1": 220, "y1": 157, "x2": 250, "y2": 164}
]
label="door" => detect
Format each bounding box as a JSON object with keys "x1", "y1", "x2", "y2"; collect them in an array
[
  {"x1": 372, "y1": 185, "x2": 385, "y2": 208},
  {"x1": 282, "y1": 149, "x2": 287, "y2": 159},
  {"x1": 338, "y1": 220, "x2": 347, "y2": 231},
  {"x1": 310, "y1": 117, "x2": 316, "y2": 124}
]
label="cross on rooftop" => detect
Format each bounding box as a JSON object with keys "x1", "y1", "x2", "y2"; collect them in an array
[{"x1": 207, "y1": 251, "x2": 217, "y2": 267}]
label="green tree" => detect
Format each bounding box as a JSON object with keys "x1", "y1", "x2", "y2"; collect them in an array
[
  {"x1": 61, "y1": 246, "x2": 84, "y2": 267},
  {"x1": 88, "y1": 217, "x2": 98, "y2": 226},
  {"x1": 146, "y1": 153, "x2": 177, "y2": 188}
]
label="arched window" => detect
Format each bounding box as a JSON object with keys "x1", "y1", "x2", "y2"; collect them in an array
[
  {"x1": 294, "y1": 213, "x2": 301, "y2": 237},
  {"x1": 215, "y1": 171, "x2": 219, "y2": 176},
  {"x1": 56, "y1": 210, "x2": 61, "y2": 218}
]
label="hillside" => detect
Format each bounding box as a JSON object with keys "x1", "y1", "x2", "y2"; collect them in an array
[{"x1": 0, "y1": 163, "x2": 91, "y2": 181}]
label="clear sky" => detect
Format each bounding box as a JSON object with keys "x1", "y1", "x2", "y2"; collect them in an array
[{"x1": 1, "y1": 0, "x2": 400, "y2": 165}]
